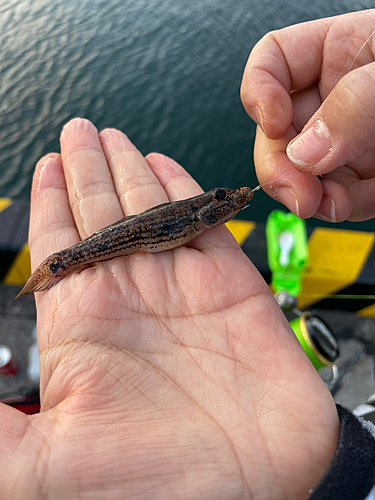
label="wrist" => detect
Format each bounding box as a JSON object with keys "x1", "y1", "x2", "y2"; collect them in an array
[
  {"x1": 280, "y1": 394, "x2": 340, "y2": 500},
  {"x1": 309, "y1": 405, "x2": 375, "y2": 499}
]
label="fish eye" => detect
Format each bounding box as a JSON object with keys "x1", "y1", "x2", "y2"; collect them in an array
[{"x1": 214, "y1": 189, "x2": 226, "y2": 201}]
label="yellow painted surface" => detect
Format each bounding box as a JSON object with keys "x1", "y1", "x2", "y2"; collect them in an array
[
  {"x1": 298, "y1": 228, "x2": 375, "y2": 309},
  {"x1": 4, "y1": 243, "x2": 31, "y2": 286},
  {"x1": 0, "y1": 198, "x2": 12, "y2": 213},
  {"x1": 226, "y1": 220, "x2": 256, "y2": 246},
  {"x1": 358, "y1": 303, "x2": 375, "y2": 317}
]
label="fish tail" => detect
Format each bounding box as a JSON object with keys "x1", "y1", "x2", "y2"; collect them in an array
[{"x1": 15, "y1": 255, "x2": 68, "y2": 299}]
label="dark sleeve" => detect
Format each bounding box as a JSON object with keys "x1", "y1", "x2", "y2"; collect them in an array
[{"x1": 309, "y1": 405, "x2": 375, "y2": 500}]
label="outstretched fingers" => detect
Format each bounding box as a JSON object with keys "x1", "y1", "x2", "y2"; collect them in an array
[{"x1": 30, "y1": 119, "x2": 245, "y2": 288}]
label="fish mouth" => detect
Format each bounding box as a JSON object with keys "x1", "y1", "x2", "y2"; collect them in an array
[{"x1": 235, "y1": 187, "x2": 253, "y2": 205}]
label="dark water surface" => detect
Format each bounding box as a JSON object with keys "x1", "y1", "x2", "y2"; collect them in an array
[{"x1": 0, "y1": 0, "x2": 374, "y2": 229}]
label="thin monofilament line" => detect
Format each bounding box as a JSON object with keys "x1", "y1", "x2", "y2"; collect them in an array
[
  {"x1": 298, "y1": 294, "x2": 375, "y2": 300},
  {"x1": 253, "y1": 176, "x2": 290, "y2": 192},
  {"x1": 331, "y1": 24, "x2": 375, "y2": 89},
  {"x1": 347, "y1": 28, "x2": 375, "y2": 75}
]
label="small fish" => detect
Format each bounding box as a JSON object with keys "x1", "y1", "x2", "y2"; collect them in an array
[{"x1": 16, "y1": 186, "x2": 254, "y2": 298}]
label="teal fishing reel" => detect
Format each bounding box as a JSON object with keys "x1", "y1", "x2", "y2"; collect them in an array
[{"x1": 266, "y1": 210, "x2": 340, "y2": 383}]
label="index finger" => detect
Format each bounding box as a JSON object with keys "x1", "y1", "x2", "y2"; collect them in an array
[{"x1": 240, "y1": 14, "x2": 343, "y2": 139}]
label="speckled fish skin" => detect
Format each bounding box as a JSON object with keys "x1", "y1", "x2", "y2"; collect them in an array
[{"x1": 16, "y1": 187, "x2": 253, "y2": 298}]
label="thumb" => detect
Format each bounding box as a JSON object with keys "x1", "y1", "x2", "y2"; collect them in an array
[
  {"x1": 0, "y1": 403, "x2": 41, "y2": 496},
  {"x1": 286, "y1": 63, "x2": 375, "y2": 174}
]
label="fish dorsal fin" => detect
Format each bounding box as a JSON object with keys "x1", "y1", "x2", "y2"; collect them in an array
[{"x1": 92, "y1": 213, "x2": 139, "y2": 235}]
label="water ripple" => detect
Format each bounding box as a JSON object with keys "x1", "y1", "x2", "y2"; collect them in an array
[{"x1": 0, "y1": 0, "x2": 370, "y2": 228}]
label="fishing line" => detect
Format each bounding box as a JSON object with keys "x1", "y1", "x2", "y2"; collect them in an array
[
  {"x1": 331, "y1": 16, "x2": 375, "y2": 89},
  {"x1": 346, "y1": 28, "x2": 375, "y2": 75},
  {"x1": 297, "y1": 294, "x2": 375, "y2": 300}
]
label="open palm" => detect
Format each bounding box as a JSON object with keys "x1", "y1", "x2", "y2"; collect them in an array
[{"x1": 0, "y1": 119, "x2": 338, "y2": 500}]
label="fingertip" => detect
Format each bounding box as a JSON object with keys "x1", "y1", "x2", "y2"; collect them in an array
[
  {"x1": 254, "y1": 127, "x2": 323, "y2": 219},
  {"x1": 241, "y1": 81, "x2": 292, "y2": 140},
  {"x1": 274, "y1": 186, "x2": 301, "y2": 218},
  {"x1": 62, "y1": 117, "x2": 98, "y2": 137},
  {"x1": 32, "y1": 154, "x2": 63, "y2": 201},
  {"x1": 145, "y1": 152, "x2": 202, "y2": 200},
  {"x1": 37, "y1": 157, "x2": 65, "y2": 193},
  {"x1": 288, "y1": 64, "x2": 375, "y2": 176},
  {"x1": 273, "y1": 179, "x2": 323, "y2": 220},
  {"x1": 60, "y1": 118, "x2": 101, "y2": 158},
  {"x1": 286, "y1": 119, "x2": 333, "y2": 172},
  {"x1": 314, "y1": 179, "x2": 352, "y2": 223},
  {"x1": 145, "y1": 152, "x2": 183, "y2": 179},
  {"x1": 261, "y1": 90, "x2": 293, "y2": 140},
  {"x1": 99, "y1": 128, "x2": 137, "y2": 153}
]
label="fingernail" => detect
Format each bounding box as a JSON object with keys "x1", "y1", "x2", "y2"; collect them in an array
[
  {"x1": 251, "y1": 106, "x2": 264, "y2": 129},
  {"x1": 315, "y1": 196, "x2": 336, "y2": 223},
  {"x1": 286, "y1": 119, "x2": 332, "y2": 167},
  {"x1": 62, "y1": 117, "x2": 97, "y2": 136},
  {"x1": 37, "y1": 157, "x2": 63, "y2": 192},
  {"x1": 275, "y1": 187, "x2": 300, "y2": 218}
]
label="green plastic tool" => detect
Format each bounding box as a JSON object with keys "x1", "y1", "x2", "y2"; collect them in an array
[
  {"x1": 266, "y1": 210, "x2": 308, "y2": 297},
  {"x1": 266, "y1": 210, "x2": 340, "y2": 371}
]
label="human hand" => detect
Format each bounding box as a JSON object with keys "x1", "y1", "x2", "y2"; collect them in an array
[
  {"x1": 241, "y1": 10, "x2": 375, "y2": 222},
  {"x1": 0, "y1": 118, "x2": 339, "y2": 499}
]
